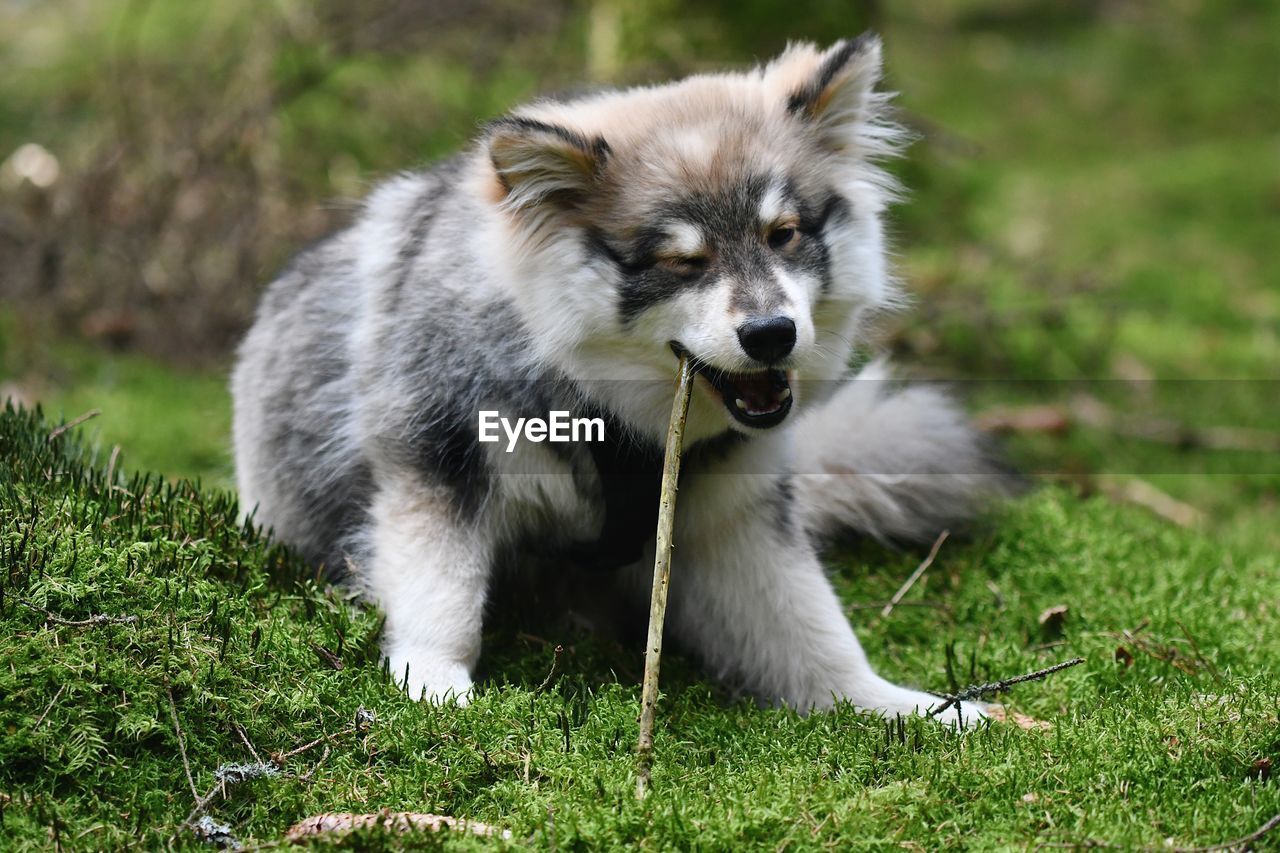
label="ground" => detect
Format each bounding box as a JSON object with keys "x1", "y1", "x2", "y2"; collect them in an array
[
  {"x1": 1, "y1": 0, "x2": 1278, "y2": 848},
  {"x1": 2, "y1": 405, "x2": 1277, "y2": 849}
]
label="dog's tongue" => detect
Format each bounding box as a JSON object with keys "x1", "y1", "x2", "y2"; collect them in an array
[{"x1": 730, "y1": 370, "x2": 788, "y2": 415}]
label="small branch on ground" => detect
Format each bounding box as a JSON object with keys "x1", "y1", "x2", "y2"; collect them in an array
[
  {"x1": 1097, "y1": 478, "x2": 1204, "y2": 528},
  {"x1": 232, "y1": 723, "x2": 262, "y2": 763},
  {"x1": 976, "y1": 395, "x2": 1280, "y2": 455},
  {"x1": 271, "y1": 722, "x2": 359, "y2": 765},
  {"x1": 929, "y1": 657, "x2": 1085, "y2": 719},
  {"x1": 1104, "y1": 622, "x2": 1205, "y2": 675},
  {"x1": 295, "y1": 744, "x2": 330, "y2": 784},
  {"x1": 974, "y1": 404, "x2": 1070, "y2": 435},
  {"x1": 1072, "y1": 393, "x2": 1280, "y2": 454},
  {"x1": 33, "y1": 684, "x2": 67, "y2": 729},
  {"x1": 166, "y1": 683, "x2": 199, "y2": 801},
  {"x1": 848, "y1": 600, "x2": 951, "y2": 613},
  {"x1": 1176, "y1": 621, "x2": 1224, "y2": 685},
  {"x1": 1038, "y1": 810, "x2": 1280, "y2": 852},
  {"x1": 881, "y1": 530, "x2": 950, "y2": 618},
  {"x1": 178, "y1": 763, "x2": 279, "y2": 839},
  {"x1": 47, "y1": 409, "x2": 101, "y2": 442},
  {"x1": 175, "y1": 708, "x2": 373, "y2": 842}
]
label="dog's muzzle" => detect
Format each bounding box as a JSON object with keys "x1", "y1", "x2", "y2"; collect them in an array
[{"x1": 670, "y1": 342, "x2": 793, "y2": 429}]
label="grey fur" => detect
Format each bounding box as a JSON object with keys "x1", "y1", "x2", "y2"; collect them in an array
[{"x1": 232, "y1": 37, "x2": 1013, "y2": 720}]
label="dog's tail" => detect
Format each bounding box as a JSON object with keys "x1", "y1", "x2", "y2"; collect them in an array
[{"x1": 791, "y1": 360, "x2": 1020, "y2": 544}]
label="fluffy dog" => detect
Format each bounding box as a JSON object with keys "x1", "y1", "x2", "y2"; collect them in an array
[{"x1": 232, "y1": 35, "x2": 1007, "y2": 724}]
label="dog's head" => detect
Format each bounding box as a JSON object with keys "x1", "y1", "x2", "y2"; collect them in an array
[{"x1": 481, "y1": 36, "x2": 905, "y2": 438}]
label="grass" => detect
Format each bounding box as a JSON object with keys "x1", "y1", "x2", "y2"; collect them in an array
[
  {"x1": 5, "y1": 0, "x2": 1277, "y2": 546},
  {"x1": 2, "y1": 405, "x2": 1278, "y2": 850},
  {"x1": 0, "y1": 319, "x2": 234, "y2": 491},
  {"x1": 3, "y1": 0, "x2": 1279, "y2": 847}
]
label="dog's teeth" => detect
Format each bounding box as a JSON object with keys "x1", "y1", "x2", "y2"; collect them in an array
[
  {"x1": 779, "y1": 387, "x2": 791, "y2": 400},
  {"x1": 735, "y1": 398, "x2": 748, "y2": 411}
]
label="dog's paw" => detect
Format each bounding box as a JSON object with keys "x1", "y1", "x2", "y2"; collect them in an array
[
  {"x1": 844, "y1": 681, "x2": 988, "y2": 730},
  {"x1": 925, "y1": 697, "x2": 989, "y2": 730},
  {"x1": 385, "y1": 650, "x2": 474, "y2": 705}
]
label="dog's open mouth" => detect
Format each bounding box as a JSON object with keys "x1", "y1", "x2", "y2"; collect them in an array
[{"x1": 671, "y1": 343, "x2": 793, "y2": 429}]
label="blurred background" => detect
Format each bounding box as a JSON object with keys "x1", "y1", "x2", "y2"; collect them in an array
[{"x1": 1, "y1": 0, "x2": 1276, "y2": 547}]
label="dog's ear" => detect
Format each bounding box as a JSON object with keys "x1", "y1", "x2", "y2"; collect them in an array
[
  {"x1": 487, "y1": 117, "x2": 610, "y2": 213},
  {"x1": 773, "y1": 35, "x2": 895, "y2": 158}
]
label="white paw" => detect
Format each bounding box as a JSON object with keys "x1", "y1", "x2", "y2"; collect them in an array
[
  {"x1": 924, "y1": 697, "x2": 989, "y2": 729},
  {"x1": 386, "y1": 650, "x2": 474, "y2": 705},
  {"x1": 849, "y1": 681, "x2": 989, "y2": 730}
]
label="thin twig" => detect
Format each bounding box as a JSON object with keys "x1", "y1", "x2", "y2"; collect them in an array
[
  {"x1": 1072, "y1": 394, "x2": 1280, "y2": 454},
  {"x1": 1176, "y1": 621, "x2": 1224, "y2": 685},
  {"x1": 17, "y1": 597, "x2": 138, "y2": 627},
  {"x1": 1180, "y1": 811, "x2": 1280, "y2": 852},
  {"x1": 516, "y1": 631, "x2": 552, "y2": 647},
  {"x1": 1037, "y1": 811, "x2": 1280, "y2": 852},
  {"x1": 175, "y1": 713, "x2": 361, "y2": 835},
  {"x1": 296, "y1": 744, "x2": 331, "y2": 783},
  {"x1": 179, "y1": 762, "x2": 281, "y2": 835},
  {"x1": 929, "y1": 657, "x2": 1085, "y2": 718},
  {"x1": 1104, "y1": 623, "x2": 1202, "y2": 675},
  {"x1": 273, "y1": 723, "x2": 358, "y2": 763},
  {"x1": 47, "y1": 409, "x2": 101, "y2": 442},
  {"x1": 166, "y1": 684, "x2": 199, "y2": 801},
  {"x1": 1098, "y1": 477, "x2": 1204, "y2": 527},
  {"x1": 635, "y1": 354, "x2": 694, "y2": 800},
  {"x1": 977, "y1": 396, "x2": 1280, "y2": 455},
  {"x1": 848, "y1": 600, "x2": 951, "y2": 612},
  {"x1": 33, "y1": 684, "x2": 67, "y2": 729},
  {"x1": 233, "y1": 723, "x2": 262, "y2": 763},
  {"x1": 179, "y1": 784, "x2": 225, "y2": 835},
  {"x1": 881, "y1": 529, "x2": 950, "y2": 618}
]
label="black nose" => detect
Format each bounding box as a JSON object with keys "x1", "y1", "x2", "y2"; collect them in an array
[{"x1": 736, "y1": 316, "x2": 796, "y2": 363}]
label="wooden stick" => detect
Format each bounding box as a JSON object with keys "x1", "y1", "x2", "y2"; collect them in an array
[{"x1": 635, "y1": 354, "x2": 694, "y2": 799}]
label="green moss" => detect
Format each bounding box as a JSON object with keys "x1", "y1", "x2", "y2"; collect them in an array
[
  {"x1": 2, "y1": 407, "x2": 1276, "y2": 849},
  {"x1": 2, "y1": 1, "x2": 1278, "y2": 845}
]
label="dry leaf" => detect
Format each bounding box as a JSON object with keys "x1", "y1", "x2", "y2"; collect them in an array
[
  {"x1": 987, "y1": 705, "x2": 1052, "y2": 731},
  {"x1": 1038, "y1": 605, "x2": 1068, "y2": 638},
  {"x1": 974, "y1": 405, "x2": 1070, "y2": 435}
]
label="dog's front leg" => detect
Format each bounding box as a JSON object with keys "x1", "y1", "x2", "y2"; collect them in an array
[
  {"x1": 362, "y1": 474, "x2": 491, "y2": 705},
  {"x1": 666, "y1": 476, "x2": 984, "y2": 726}
]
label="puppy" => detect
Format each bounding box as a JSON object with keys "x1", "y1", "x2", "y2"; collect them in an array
[{"x1": 232, "y1": 35, "x2": 1007, "y2": 724}]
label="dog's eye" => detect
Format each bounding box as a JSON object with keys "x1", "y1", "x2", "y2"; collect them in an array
[
  {"x1": 767, "y1": 225, "x2": 798, "y2": 250},
  {"x1": 657, "y1": 255, "x2": 708, "y2": 278}
]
